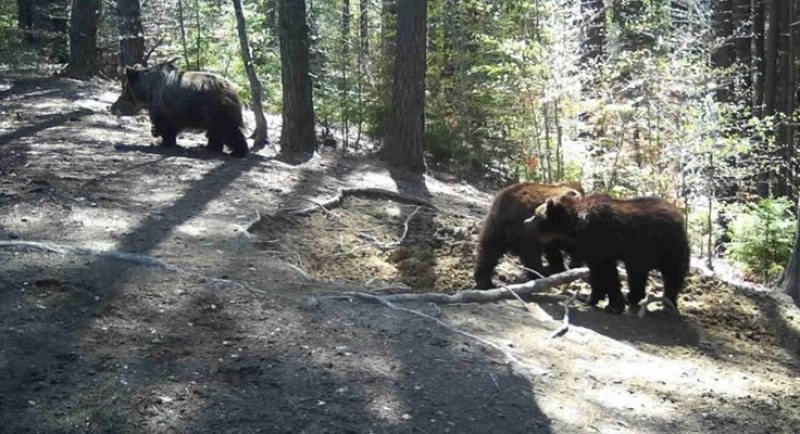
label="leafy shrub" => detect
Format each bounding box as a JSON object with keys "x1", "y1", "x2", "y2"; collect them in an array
[{"x1": 726, "y1": 198, "x2": 797, "y2": 281}]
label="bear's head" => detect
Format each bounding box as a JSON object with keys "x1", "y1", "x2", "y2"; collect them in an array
[{"x1": 523, "y1": 190, "x2": 581, "y2": 243}]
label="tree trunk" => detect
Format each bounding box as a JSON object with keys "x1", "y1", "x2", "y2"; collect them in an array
[
  {"x1": 265, "y1": 0, "x2": 277, "y2": 47},
  {"x1": 116, "y1": 0, "x2": 144, "y2": 67},
  {"x1": 233, "y1": 0, "x2": 269, "y2": 150},
  {"x1": 580, "y1": 0, "x2": 605, "y2": 64},
  {"x1": 177, "y1": 0, "x2": 190, "y2": 67},
  {"x1": 774, "y1": 0, "x2": 794, "y2": 197},
  {"x1": 381, "y1": 0, "x2": 427, "y2": 173},
  {"x1": 355, "y1": 0, "x2": 369, "y2": 148},
  {"x1": 360, "y1": 0, "x2": 368, "y2": 54},
  {"x1": 753, "y1": 0, "x2": 765, "y2": 113},
  {"x1": 781, "y1": 203, "x2": 800, "y2": 305},
  {"x1": 66, "y1": 0, "x2": 101, "y2": 78},
  {"x1": 340, "y1": 0, "x2": 352, "y2": 148},
  {"x1": 712, "y1": 0, "x2": 735, "y2": 102},
  {"x1": 734, "y1": 0, "x2": 752, "y2": 103},
  {"x1": 763, "y1": 0, "x2": 780, "y2": 117},
  {"x1": 278, "y1": 0, "x2": 317, "y2": 160},
  {"x1": 379, "y1": 0, "x2": 397, "y2": 130},
  {"x1": 24, "y1": 0, "x2": 69, "y2": 61},
  {"x1": 18, "y1": 0, "x2": 33, "y2": 42}
]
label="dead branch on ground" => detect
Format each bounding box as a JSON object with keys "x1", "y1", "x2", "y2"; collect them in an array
[
  {"x1": 551, "y1": 291, "x2": 579, "y2": 338},
  {"x1": 323, "y1": 268, "x2": 591, "y2": 305}
]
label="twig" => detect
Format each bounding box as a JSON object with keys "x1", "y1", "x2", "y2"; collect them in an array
[
  {"x1": 503, "y1": 286, "x2": 530, "y2": 311},
  {"x1": 515, "y1": 264, "x2": 547, "y2": 280},
  {"x1": 551, "y1": 291, "x2": 579, "y2": 339},
  {"x1": 637, "y1": 293, "x2": 678, "y2": 318}
]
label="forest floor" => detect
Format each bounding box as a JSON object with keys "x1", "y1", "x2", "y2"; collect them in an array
[{"x1": 1, "y1": 71, "x2": 800, "y2": 434}]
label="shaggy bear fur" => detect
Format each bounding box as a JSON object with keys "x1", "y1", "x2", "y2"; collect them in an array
[
  {"x1": 110, "y1": 60, "x2": 249, "y2": 157},
  {"x1": 526, "y1": 192, "x2": 690, "y2": 313},
  {"x1": 474, "y1": 181, "x2": 584, "y2": 289}
]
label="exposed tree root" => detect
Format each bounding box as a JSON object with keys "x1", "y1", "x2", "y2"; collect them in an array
[{"x1": 276, "y1": 187, "x2": 436, "y2": 219}]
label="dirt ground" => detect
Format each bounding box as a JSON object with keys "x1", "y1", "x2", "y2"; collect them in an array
[{"x1": 2, "y1": 71, "x2": 800, "y2": 434}]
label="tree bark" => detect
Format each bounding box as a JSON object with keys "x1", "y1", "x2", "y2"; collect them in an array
[
  {"x1": 381, "y1": 0, "x2": 427, "y2": 173},
  {"x1": 753, "y1": 0, "x2": 765, "y2": 113},
  {"x1": 580, "y1": 0, "x2": 605, "y2": 65},
  {"x1": 278, "y1": 0, "x2": 317, "y2": 160},
  {"x1": 177, "y1": 0, "x2": 190, "y2": 68},
  {"x1": 763, "y1": 0, "x2": 780, "y2": 117},
  {"x1": 734, "y1": 0, "x2": 752, "y2": 103},
  {"x1": 17, "y1": 0, "x2": 33, "y2": 41},
  {"x1": 265, "y1": 0, "x2": 277, "y2": 47},
  {"x1": 379, "y1": 0, "x2": 397, "y2": 128},
  {"x1": 66, "y1": 0, "x2": 101, "y2": 78},
  {"x1": 233, "y1": 0, "x2": 269, "y2": 150},
  {"x1": 21, "y1": 0, "x2": 69, "y2": 61},
  {"x1": 116, "y1": 0, "x2": 144, "y2": 67},
  {"x1": 712, "y1": 0, "x2": 735, "y2": 102},
  {"x1": 781, "y1": 202, "x2": 800, "y2": 305}
]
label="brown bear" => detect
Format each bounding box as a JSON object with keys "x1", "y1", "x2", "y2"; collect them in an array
[
  {"x1": 474, "y1": 181, "x2": 584, "y2": 289},
  {"x1": 110, "y1": 59, "x2": 249, "y2": 157},
  {"x1": 525, "y1": 192, "x2": 690, "y2": 313}
]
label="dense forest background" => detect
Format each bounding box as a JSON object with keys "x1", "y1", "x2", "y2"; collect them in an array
[{"x1": 3, "y1": 0, "x2": 800, "y2": 298}]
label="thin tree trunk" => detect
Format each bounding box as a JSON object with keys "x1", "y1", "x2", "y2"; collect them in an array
[
  {"x1": 780, "y1": 201, "x2": 800, "y2": 305},
  {"x1": 381, "y1": 0, "x2": 426, "y2": 172},
  {"x1": 116, "y1": 0, "x2": 144, "y2": 67},
  {"x1": 379, "y1": 0, "x2": 397, "y2": 131},
  {"x1": 712, "y1": 0, "x2": 735, "y2": 102},
  {"x1": 753, "y1": 0, "x2": 765, "y2": 113},
  {"x1": 177, "y1": 0, "x2": 190, "y2": 67},
  {"x1": 735, "y1": 0, "x2": 752, "y2": 104},
  {"x1": 764, "y1": 0, "x2": 780, "y2": 116},
  {"x1": 233, "y1": 0, "x2": 268, "y2": 150},
  {"x1": 265, "y1": 0, "x2": 277, "y2": 47},
  {"x1": 17, "y1": 0, "x2": 33, "y2": 42},
  {"x1": 355, "y1": 0, "x2": 368, "y2": 149},
  {"x1": 194, "y1": 0, "x2": 202, "y2": 69},
  {"x1": 580, "y1": 0, "x2": 604, "y2": 64},
  {"x1": 340, "y1": 0, "x2": 352, "y2": 149},
  {"x1": 65, "y1": 0, "x2": 101, "y2": 78},
  {"x1": 278, "y1": 0, "x2": 317, "y2": 160}
]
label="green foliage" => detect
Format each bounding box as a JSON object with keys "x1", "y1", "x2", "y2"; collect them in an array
[{"x1": 726, "y1": 198, "x2": 797, "y2": 281}]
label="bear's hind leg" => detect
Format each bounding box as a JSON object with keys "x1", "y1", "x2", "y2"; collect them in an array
[
  {"x1": 625, "y1": 269, "x2": 649, "y2": 311},
  {"x1": 588, "y1": 260, "x2": 624, "y2": 314},
  {"x1": 474, "y1": 241, "x2": 506, "y2": 289},
  {"x1": 223, "y1": 127, "x2": 249, "y2": 158},
  {"x1": 660, "y1": 262, "x2": 687, "y2": 312},
  {"x1": 517, "y1": 242, "x2": 546, "y2": 280},
  {"x1": 543, "y1": 243, "x2": 566, "y2": 274},
  {"x1": 206, "y1": 129, "x2": 225, "y2": 153}
]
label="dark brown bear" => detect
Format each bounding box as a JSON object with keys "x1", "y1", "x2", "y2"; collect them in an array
[
  {"x1": 474, "y1": 181, "x2": 584, "y2": 289},
  {"x1": 110, "y1": 60, "x2": 249, "y2": 157},
  {"x1": 526, "y1": 192, "x2": 690, "y2": 314}
]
